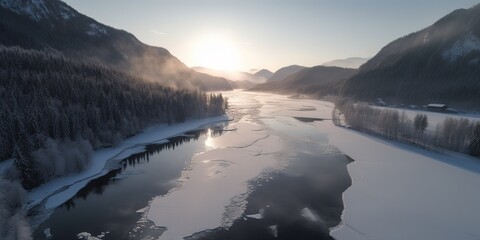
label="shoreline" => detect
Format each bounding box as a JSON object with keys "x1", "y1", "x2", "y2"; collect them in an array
[{"x1": 26, "y1": 115, "x2": 229, "y2": 227}]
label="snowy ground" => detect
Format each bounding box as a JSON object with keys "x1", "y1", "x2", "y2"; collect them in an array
[
  {"x1": 25, "y1": 115, "x2": 228, "y2": 223},
  {"x1": 323, "y1": 123, "x2": 480, "y2": 240}
]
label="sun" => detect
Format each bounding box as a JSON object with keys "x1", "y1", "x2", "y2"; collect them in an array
[{"x1": 193, "y1": 34, "x2": 240, "y2": 71}]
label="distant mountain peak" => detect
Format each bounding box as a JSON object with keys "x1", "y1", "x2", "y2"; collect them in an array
[
  {"x1": 192, "y1": 66, "x2": 267, "y2": 83},
  {"x1": 267, "y1": 65, "x2": 305, "y2": 82},
  {"x1": 253, "y1": 69, "x2": 273, "y2": 80},
  {"x1": 251, "y1": 65, "x2": 357, "y2": 96}
]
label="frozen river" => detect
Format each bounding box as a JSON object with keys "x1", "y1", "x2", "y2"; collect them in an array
[
  {"x1": 32, "y1": 91, "x2": 480, "y2": 240},
  {"x1": 34, "y1": 91, "x2": 352, "y2": 240}
]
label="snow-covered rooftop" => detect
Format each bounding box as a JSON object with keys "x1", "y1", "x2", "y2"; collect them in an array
[{"x1": 427, "y1": 103, "x2": 447, "y2": 108}]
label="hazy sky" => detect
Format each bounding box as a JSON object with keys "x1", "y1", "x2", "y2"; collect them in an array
[{"x1": 64, "y1": 0, "x2": 478, "y2": 72}]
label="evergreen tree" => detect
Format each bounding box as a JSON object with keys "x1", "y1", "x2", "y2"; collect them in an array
[{"x1": 12, "y1": 144, "x2": 37, "y2": 190}]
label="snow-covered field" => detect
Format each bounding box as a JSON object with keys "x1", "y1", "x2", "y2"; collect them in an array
[
  {"x1": 25, "y1": 115, "x2": 228, "y2": 223},
  {"x1": 324, "y1": 123, "x2": 480, "y2": 240}
]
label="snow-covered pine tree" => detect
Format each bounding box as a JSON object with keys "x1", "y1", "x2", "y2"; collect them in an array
[{"x1": 12, "y1": 120, "x2": 38, "y2": 189}]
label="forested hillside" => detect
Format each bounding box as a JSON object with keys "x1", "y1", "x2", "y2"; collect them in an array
[
  {"x1": 0, "y1": 46, "x2": 227, "y2": 189},
  {"x1": 250, "y1": 66, "x2": 357, "y2": 97},
  {"x1": 341, "y1": 4, "x2": 480, "y2": 109}
]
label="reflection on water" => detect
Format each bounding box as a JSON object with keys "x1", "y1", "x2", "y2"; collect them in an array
[
  {"x1": 34, "y1": 128, "x2": 224, "y2": 240},
  {"x1": 62, "y1": 169, "x2": 122, "y2": 210}
]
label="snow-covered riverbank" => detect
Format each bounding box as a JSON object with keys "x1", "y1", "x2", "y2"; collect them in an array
[
  {"x1": 26, "y1": 115, "x2": 229, "y2": 223},
  {"x1": 317, "y1": 122, "x2": 480, "y2": 240}
]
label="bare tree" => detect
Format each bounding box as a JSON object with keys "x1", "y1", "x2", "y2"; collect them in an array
[
  {"x1": 335, "y1": 101, "x2": 479, "y2": 157},
  {"x1": 469, "y1": 123, "x2": 480, "y2": 157},
  {"x1": 414, "y1": 113, "x2": 428, "y2": 141}
]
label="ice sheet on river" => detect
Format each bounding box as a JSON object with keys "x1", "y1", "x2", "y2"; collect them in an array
[{"x1": 146, "y1": 121, "x2": 284, "y2": 240}]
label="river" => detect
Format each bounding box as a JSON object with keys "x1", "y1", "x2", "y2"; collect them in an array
[{"x1": 33, "y1": 91, "x2": 352, "y2": 240}]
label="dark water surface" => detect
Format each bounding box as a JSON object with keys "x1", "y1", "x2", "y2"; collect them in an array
[
  {"x1": 34, "y1": 129, "x2": 218, "y2": 240},
  {"x1": 197, "y1": 152, "x2": 352, "y2": 240}
]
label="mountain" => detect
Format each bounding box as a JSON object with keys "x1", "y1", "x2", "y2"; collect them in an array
[
  {"x1": 250, "y1": 66, "x2": 358, "y2": 97},
  {"x1": 0, "y1": 0, "x2": 232, "y2": 91},
  {"x1": 322, "y1": 57, "x2": 370, "y2": 69},
  {"x1": 192, "y1": 67, "x2": 266, "y2": 83},
  {"x1": 253, "y1": 69, "x2": 273, "y2": 81},
  {"x1": 267, "y1": 65, "x2": 305, "y2": 82},
  {"x1": 342, "y1": 4, "x2": 480, "y2": 109}
]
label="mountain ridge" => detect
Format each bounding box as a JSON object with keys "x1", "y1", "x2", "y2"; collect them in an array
[
  {"x1": 253, "y1": 69, "x2": 273, "y2": 80},
  {"x1": 0, "y1": 0, "x2": 233, "y2": 91},
  {"x1": 267, "y1": 65, "x2": 305, "y2": 83},
  {"x1": 192, "y1": 66, "x2": 265, "y2": 83},
  {"x1": 251, "y1": 65, "x2": 357, "y2": 97}
]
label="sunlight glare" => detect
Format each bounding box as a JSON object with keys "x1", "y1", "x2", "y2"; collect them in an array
[
  {"x1": 193, "y1": 34, "x2": 240, "y2": 71},
  {"x1": 205, "y1": 128, "x2": 216, "y2": 149}
]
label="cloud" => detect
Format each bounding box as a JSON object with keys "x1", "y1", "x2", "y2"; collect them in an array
[{"x1": 149, "y1": 30, "x2": 167, "y2": 36}]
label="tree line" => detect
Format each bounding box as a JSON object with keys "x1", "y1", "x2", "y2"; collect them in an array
[
  {"x1": 0, "y1": 45, "x2": 228, "y2": 190},
  {"x1": 333, "y1": 100, "x2": 480, "y2": 157}
]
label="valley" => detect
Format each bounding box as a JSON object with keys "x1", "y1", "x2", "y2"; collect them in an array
[{"x1": 1, "y1": 1, "x2": 480, "y2": 240}]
